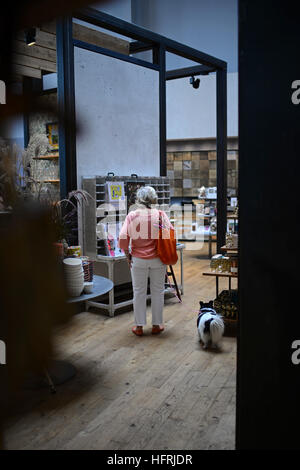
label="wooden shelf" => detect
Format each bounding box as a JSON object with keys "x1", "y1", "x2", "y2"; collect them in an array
[
  {"x1": 33, "y1": 154, "x2": 59, "y2": 160},
  {"x1": 220, "y1": 245, "x2": 238, "y2": 253},
  {"x1": 202, "y1": 271, "x2": 238, "y2": 278},
  {"x1": 44, "y1": 179, "x2": 60, "y2": 184}
]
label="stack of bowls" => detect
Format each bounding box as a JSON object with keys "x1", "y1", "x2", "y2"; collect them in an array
[{"x1": 63, "y1": 258, "x2": 84, "y2": 297}]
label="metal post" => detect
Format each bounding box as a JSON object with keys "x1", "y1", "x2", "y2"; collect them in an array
[
  {"x1": 56, "y1": 17, "x2": 77, "y2": 200},
  {"x1": 216, "y1": 68, "x2": 227, "y2": 252},
  {"x1": 153, "y1": 45, "x2": 166, "y2": 176}
]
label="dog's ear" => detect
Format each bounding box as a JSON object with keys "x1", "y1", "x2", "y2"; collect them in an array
[
  {"x1": 208, "y1": 300, "x2": 214, "y2": 307},
  {"x1": 200, "y1": 301, "x2": 204, "y2": 307}
]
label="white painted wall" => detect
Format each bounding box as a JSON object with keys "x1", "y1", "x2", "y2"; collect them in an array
[
  {"x1": 74, "y1": 46, "x2": 160, "y2": 187},
  {"x1": 131, "y1": 0, "x2": 238, "y2": 139},
  {"x1": 167, "y1": 72, "x2": 238, "y2": 139}
]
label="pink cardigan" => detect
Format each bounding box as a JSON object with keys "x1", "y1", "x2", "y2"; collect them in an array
[{"x1": 118, "y1": 208, "x2": 172, "y2": 259}]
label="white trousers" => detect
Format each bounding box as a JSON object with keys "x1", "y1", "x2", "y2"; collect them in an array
[{"x1": 131, "y1": 256, "x2": 166, "y2": 326}]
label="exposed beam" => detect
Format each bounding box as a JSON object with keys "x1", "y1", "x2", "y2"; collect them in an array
[
  {"x1": 41, "y1": 20, "x2": 130, "y2": 55},
  {"x1": 12, "y1": 40, "x2": 57, "y2": 62},
  {"x1": 129, "y1": 40, "x2": 154, "y2": 55},
  {"x1": 12, "y1": 63, "x2": 42, "y2": 79},
  {"x1": 72, "y1": 22, "x2": 129, "y2": 55},
  {"x1": 75, "y1": 7, "x2": 227, "y2": 69},
  {"x1": 16, "y1": 28, "x2": 56, "y2": 50},
  {"x1": 74, "y1": 39, "x2": 159, "y2": 71},
  {"x1": 12, "y1": 52, "x2": 56, "y2": 73},
  {"x1": 166, "y1": 65, "x2": 215, "y2": 81}
]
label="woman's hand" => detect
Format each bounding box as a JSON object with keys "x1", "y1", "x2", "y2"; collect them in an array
[{"x1": 125, "y1": 251, "x2": 132, "y2": 268}]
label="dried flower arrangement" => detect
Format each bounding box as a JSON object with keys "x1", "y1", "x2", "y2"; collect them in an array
[{"x1": 0, "y1": 137, "x2": 93, "y2": 244}]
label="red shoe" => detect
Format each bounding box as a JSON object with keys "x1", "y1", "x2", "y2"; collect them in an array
[
  {"x1": 132, "y1": 326, "x2": 143, "y2": 336},
  {"x1": 152, "y1": 325, "x2": 165, "y2": 335}
]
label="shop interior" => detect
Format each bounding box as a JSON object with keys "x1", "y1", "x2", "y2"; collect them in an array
[{"x1": 0, "y1": 1, "x2": 239, "y2": 450}]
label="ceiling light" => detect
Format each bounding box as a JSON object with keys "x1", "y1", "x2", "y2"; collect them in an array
[
  {"x1": 189, "y1": 76, "x2": 200, "y2": 89},
  {"x1": 25, "y1": 28, "x2": 36, "y2": 46}
]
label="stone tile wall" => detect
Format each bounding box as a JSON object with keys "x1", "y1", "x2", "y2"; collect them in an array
[{"x1": 167, "y1": 150, "x2": 238, "y2": 198}]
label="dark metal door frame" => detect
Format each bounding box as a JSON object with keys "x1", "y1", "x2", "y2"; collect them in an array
[{"x1": 56, "y1": 7, "x2": 227, "y2": 249}]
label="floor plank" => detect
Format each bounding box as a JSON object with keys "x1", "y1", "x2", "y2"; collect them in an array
[{"x1": 4, "y1": 242, "x2": 236, "y2": 450}]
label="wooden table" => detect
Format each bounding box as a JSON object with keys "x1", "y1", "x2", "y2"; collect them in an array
[
  {"x1": 68, "y1": 274, "x2": 114, "y2": 308},
  {"x1": 202, "y1": 271, "x2": 238, "y2": 297},
  {"x1": 220, "y1": 245, "x2": 238, "y2": 254}
]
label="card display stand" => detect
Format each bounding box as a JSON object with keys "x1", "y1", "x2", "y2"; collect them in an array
[
  {"x1": 82, "y1": 174, "x2": 171, "y2": 259},
  {"x1": 82, "y1": 174, "x2": 178, "y2": 316}
]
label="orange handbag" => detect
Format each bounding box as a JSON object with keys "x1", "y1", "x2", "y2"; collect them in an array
[{"x1": 157, "y1": 211, "x2": 178, "y2": 265}]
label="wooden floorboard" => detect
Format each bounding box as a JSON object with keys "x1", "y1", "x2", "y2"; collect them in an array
[{"x1": 4, "y1": 242, "x2": 236, "y2": 450}]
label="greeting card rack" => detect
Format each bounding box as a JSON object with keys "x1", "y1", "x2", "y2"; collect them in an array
[
  {"x1": 82, "y1": 174, "x2": 171, "y2": 260},
  {"x1": 81, "y1": 174, "x2": 171, "y2": 316}
]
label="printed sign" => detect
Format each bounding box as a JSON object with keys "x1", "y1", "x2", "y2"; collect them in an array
[{"x1": 106, "y1": 181, "x2": 125, "y2": 209}]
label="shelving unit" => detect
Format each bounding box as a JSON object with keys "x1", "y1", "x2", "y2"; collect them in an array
[
  {"x1": 31, "y1": 150, "x2": 60, "y2": 200},
  {"x1": 221, "y1": 245, "x2": 238, "y2": 254},
  {"x1": 203, "y1": 271, "x2": 237, "y2": 297},
  {"x1": 82, "y1": 175, "x2": 171, "y2": 259},
  {"x1": 33, "y1": 154, "x2": 59, "y2": 160}
]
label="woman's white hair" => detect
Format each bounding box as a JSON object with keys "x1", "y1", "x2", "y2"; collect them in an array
[{"x1": 136, "y1": 186, "x2": 158, "y2": 207}]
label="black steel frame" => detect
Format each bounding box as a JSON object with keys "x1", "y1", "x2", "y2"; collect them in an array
[{"x1": 56, "y1": 7, "x2": 227, "y2": 249}]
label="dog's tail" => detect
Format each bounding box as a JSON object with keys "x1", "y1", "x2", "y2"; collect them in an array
[{"x1": 209, "y1": 315, "x2": 225, "y2": 344}]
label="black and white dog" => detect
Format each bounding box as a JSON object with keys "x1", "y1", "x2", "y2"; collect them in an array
[{"x1": 197, "y1": 301, "x2": 224, "y2": 349}]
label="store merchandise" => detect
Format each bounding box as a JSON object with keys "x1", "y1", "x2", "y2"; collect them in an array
[
  {"x1": 63, "y1": 258, "x2": 84, "y2": 297},
  {"x1": 83, "y1": 282, "x2": 93, "y2": 294},
  {"x1": 214, "y1": 290, "x2": 238, "y2": 320},
  {"x1": 206, "y1": 187, "x2": 217, "y2": 199},
  {"x1": 67, "y1": 245, "x2": 82, "y2": 257},
  {"x1": 210, "y1": 254, "x2": 231, "y2": 272},
  {"x1": 210, "y1": 216, "x2": 217, "y2": 232},
  {"x1": 225, "y1": 232, "x2": 238, "y2": 248},
  {"x1": 210, "y1": 254, "x2": 223, "y2": 271},
  {"x1": 198, "y1": 186, "x2": 206, "y2": 198},
  {"x1": 81, "y1": 257, "x2": 94, "y2": 282},
  {"x1": 230, "y1": 255, "x2": 238, "y2": 274}
]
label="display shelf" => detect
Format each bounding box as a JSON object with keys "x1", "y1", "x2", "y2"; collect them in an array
[
  {"x1": 220, "y1": 245, "x2": 238, "y2": 253},
  {"x1": 33, "y1": 154, "x2": 59, "y2": 160},
  {"x1": 202, "y1": 271, "x2": 237, "y2": 278},
  {"x1": 203, "y1": 270, "x2": 238, "y2": 297}
]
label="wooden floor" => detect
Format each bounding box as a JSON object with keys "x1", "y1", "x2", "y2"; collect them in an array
[{"x1": 4, "y1": 242, "x2": 237, "y2": 450}]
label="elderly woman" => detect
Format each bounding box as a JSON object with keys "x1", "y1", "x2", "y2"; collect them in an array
[{"x1": 118, "y1": 186, "x2": 173, "y2": 336}]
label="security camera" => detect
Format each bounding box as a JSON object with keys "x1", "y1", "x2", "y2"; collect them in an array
[{"x1": 190, "y1": 76, "x2": 200, "y2": 89}]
